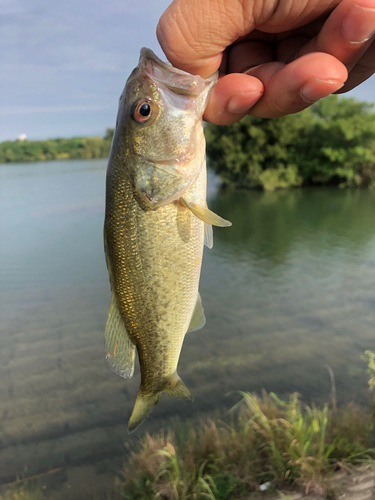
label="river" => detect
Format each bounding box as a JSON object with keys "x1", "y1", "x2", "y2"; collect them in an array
[{"x1": 1, "y1": 159, "x2": 375, "y2": 498}]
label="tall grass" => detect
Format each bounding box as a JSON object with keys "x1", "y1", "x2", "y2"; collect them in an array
[{"x1": 118, "y1": 392, "x2": 374, "y2": 499}]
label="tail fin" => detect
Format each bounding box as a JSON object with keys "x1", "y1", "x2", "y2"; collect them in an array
[
  {"x1": 165, "y1": 374, "x2": 193, "y2": 401},
  {"x1": 127, "y1": 374, "x2": 193, "y2": 433},
  {"x1": 128, "y1": 391, "x2": 162, "y2": 433}
]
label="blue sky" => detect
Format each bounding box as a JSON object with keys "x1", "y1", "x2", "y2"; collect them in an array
[{"x1": 1, "y1": 0, "x2": 374, "y2": 142}]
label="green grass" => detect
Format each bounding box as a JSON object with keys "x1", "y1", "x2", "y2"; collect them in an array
[{"x1": 118, "y1": 391, "x2": 375, "y2": 499}]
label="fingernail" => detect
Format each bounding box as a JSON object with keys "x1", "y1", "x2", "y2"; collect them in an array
[
  {"x1": 342, "y1": 3, "x2": 375, "y2": 43},
  {"x1": 227, "y1": 91, "x2": 263, "y2": 114},
  {"x1": 300, "y1": 78, "x2": 345, "y2": 104}
]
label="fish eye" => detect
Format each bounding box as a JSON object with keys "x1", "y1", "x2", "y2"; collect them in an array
[{"x1": 132, "y1": 99, "x2": 153, "y2": 124}]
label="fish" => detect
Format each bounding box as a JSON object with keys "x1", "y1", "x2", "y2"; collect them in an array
[{"x1": 104, "y1": 48, "x2": 231, "y2": 433}]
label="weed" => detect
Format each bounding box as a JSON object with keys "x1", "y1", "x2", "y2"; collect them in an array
[{"x1": 118, "y1": 391, "x2": 375, "y2": 499}]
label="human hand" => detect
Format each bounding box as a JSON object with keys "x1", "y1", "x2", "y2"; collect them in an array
[{"x1": 157, "y1": 0, "x2": 375, "y2": 124}]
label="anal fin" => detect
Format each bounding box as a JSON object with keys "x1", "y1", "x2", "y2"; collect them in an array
[
  {"x1": 188, "y1": 292, "x2": 206, "y2": 332},
  {"x1": 105, "y1": 293, "x2": 135, "y2": 379}
]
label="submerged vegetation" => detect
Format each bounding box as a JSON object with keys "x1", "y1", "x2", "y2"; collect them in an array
[
  {"x1": 0, "y1": 128, "x2": 115, "y2": 163},
  {"x1": 118, "y1": 391, "x2": 374, "y2": 499},
  {"x1": 205, "y1": 95, "x2": 375, "y2": 191}
]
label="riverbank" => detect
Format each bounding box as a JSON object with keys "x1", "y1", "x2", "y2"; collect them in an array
[
  {"x1": 116, "y1": 391, "x2": 374, "y2": 499},
  {"x1": 1, "y1": 390, "x2": 374, "y2": 500}
]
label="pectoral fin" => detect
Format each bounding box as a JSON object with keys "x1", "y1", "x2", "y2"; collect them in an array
[
  {"x1": 188, "y1": 293, "x2": 206, "y2": 332},
  {"x1": 105, "y1": 293, "x2": 135, "y2": 379},
  {"x1": 181, "y1": 198, "x2": 232, "y2": 227}
]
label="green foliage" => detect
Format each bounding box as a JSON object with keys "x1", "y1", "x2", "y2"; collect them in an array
[
  {"x1": 0, "y1": 131, "x2": 114, "y2": 164},
  {"x1": 362, "y1": 350, "x2": 375, "y2": 391},
  {"x1": 213, "y1": 473, "x2": 237, "y2": 500},
  {"x1": 118, "y1": 392, "x2": 374, "y2": 499},
  {"x1": 205, "y1": 96, "x2": 375, "y2": 190},
  {"x1": 104, "y1": 128, "x2": 115, "y2": 141}
]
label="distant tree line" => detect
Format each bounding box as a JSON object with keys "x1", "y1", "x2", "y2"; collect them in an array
[
  {"x1": 3, "y1": 96, "x2": 375, "y2": 191},
  {"x1": 0, "y1": 128, "x2": 115, "y2": 164},
  {"x1": 205, "y1": 95, "x2": 375, "y2": 190}
]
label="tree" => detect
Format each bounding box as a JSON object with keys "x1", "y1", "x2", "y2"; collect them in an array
[
  {"x1": 104, "y1": 128, "x2": 115, "y2": 141},
  {"x1": 205, "y1": 96, "x2": 375, "y2": 190}
]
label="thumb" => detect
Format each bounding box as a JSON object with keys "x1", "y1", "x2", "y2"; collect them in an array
[{"x1": 157, "y1": 0, "x2": 256, "y2": 78}]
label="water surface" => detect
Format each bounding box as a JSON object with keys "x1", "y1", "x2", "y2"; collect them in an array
[{"x1": 1, "y1": 159, "x2": 375, "y2": 498}]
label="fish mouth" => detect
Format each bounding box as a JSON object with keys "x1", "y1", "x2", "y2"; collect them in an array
[{"x1": 140, "y1": 48, "x2": 217, "y2": 97}]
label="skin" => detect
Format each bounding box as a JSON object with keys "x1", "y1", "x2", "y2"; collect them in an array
[{"x1": 157, "y1": 0, "x2": 375, "y2": 124}]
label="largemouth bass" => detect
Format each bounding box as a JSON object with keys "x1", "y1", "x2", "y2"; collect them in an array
[{"x1": 104, "y1": 48, "x2": 231, "y2": 433}]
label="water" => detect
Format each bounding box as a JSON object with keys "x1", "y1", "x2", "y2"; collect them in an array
[{"x1": 1, "y1": 159, "x2": 375, "y2": 498}]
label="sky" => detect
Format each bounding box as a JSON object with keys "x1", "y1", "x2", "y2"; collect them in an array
[{"x1": 1, "y1": 0, "x2": 374, "y2": 142}]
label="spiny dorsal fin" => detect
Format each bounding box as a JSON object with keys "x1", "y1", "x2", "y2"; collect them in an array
[
  {"x1": 188, "y1": 293, "x2": 206, "y2": 332},
  {"x1": 181, "y1": 198, "x2": 232, "y2": 227},
  {"x1": 105, "y1": 293, "x2": 135, "y2": 379}
]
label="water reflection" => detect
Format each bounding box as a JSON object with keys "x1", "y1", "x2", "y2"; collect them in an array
[{"x1": 210, "y1": 188, "x2": 375, "y2": 263}]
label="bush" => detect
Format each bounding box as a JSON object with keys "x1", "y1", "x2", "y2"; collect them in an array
[{"x1": 205, "y1": 96, "x2": 375, "y2": 190}]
